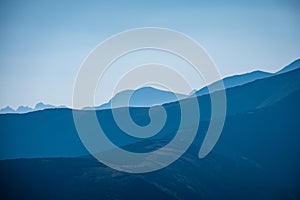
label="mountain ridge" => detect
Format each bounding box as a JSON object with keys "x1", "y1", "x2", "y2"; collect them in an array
[
  {"x1": 1, "y1": 58, "x2": 299, "y2": 114},
  {"x1": 1, "y1": 64, "x2": 300, "y2": 159}
]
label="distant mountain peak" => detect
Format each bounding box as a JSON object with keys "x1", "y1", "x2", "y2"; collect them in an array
[
  {"x1": 16, "y1": 105, "x2": 33, "y2": 113},
  {"x1": 34, "y1": 102, "x2": 55, "y2": 110},
  {"x1": 35, "y1": 102, "x2": 46, "y2": 108},
  {"x1": 94, "y1": 86, "x2": 188, "y2": 110},
  {"x1": 2, "y1": 105, "x2": 14, "y2": 110},
  {"x1": 0, "y1": 106, "x2": 15, "y2": 114}
]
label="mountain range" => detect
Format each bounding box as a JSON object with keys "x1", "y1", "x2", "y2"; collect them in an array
[
  {"x1": 1, "y1": 59, "x2": 299, "y2": 159},
  {"x1": 0, "y1": 102, "x2": 66, "y2": 114},
  {"x1": 0, "y1": 59, "x2": 300, "y2": 199},
  {"x1": 2, "y1": 59, "x2": 299, "y2": 114}
]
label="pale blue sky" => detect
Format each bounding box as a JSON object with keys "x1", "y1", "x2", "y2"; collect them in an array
[{"x1": 0, "y1": 0, "x2": 299, "y2": 109}]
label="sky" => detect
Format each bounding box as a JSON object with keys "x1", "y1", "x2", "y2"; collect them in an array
[{"x1": 0, "y1": 0, "x2": 299, "y2": 109}]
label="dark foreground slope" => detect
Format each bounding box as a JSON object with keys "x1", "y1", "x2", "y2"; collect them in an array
[{"x1": 0, "y1": 152, "x2": 277, "y2": 200}]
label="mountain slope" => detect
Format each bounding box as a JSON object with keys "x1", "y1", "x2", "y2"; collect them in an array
[
  {"x1": 277, "y1": 58, "x2": 300, "y2": 74},
  {"x1": 195, "y1": 58, "x2": 300, "y2": 96},
  {"x1": 195, "y1": 70, "x2": 272, "y2": 96}
]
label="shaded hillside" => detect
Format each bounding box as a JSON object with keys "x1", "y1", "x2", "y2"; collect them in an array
[{"x1": 1, "y1": 67, "x2": 300, "y2": 159}]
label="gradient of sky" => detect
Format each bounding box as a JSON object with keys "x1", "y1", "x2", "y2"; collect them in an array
[{"x1": 0, "y1": 0, "x2": 299, "y2": 109}]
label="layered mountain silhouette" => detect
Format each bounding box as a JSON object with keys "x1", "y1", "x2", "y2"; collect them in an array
[
  {"x1": 2, "y1": 59, "x2": 299, "y2": 114},
  {"x1": 195, "y1": 70, "x2": 272, "y2": 96},
  {"x1": 0, "y1": 59, "x2": 300, "y2": 199},
  {"x1": 195, "y1": 59, "x2": 300, "y2": 96},
  {"x1": 1, "y1": 59, "x2": 299, "y2": 158}
]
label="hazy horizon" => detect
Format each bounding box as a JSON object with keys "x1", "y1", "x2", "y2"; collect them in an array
[
  {"x1": 1, "y1": 0, "x2": 300, "y2": 109},
  {"x1": 1, "y1": 57, "x2": 299, "y2": 111}
]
